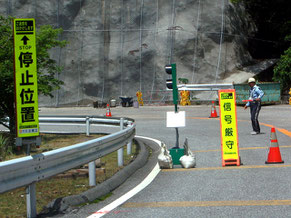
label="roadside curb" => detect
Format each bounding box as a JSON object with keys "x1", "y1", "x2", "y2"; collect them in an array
[{"x1": 39, "y1": 137, "x2": 157, "y2": 216}]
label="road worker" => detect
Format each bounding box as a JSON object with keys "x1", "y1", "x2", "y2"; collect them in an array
[{"x1": 244, "y1": 78, "x2": 264, "y2": 135}]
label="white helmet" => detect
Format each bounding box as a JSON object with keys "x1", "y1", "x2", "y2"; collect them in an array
[{"x1": 248, "y1": 78, "x2": 256, "y2": 83}]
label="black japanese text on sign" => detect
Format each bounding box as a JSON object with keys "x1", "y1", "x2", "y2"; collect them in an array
[
  {"x1": 218, "y1": 89, "x2": 240, "y2": 166},
  {"x1": 13, "y1": 18, "x2": 39, "y2": 137}
]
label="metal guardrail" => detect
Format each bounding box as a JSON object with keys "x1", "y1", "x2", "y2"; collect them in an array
[
  {"x1": 1, "y1": 115, "x2": 134, "y2": 128},
  {"x1": 0, "y1": 116, "x2": 135, "y2": 193},
  {"x1": 39, "y1": 115, "x2": 134, "y2": 124},
  {"x1": 0, "y1": 116, "x2": 135, "y2": 217},
  {"x1": 177, "y1": 83, "x2": 234, "y2": 91},
  {"x1": 38, "y1": 115, "x2": 134, "y2": 136}
]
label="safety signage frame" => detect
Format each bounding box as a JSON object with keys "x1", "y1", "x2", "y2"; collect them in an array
[
  {"x1": 218, "y1": 89, "x2": 240, "y2": 166},
  {"x1": 13, "y1": 18, "x2": 39, "y2": 138}
]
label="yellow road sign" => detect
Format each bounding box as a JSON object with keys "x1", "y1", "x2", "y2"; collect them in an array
[
  {"x1": 13, "y1": 18, "x2": 39, "y2": 137},
  {"x1": 218, "y1": 89, "x2": 240, "y2": 166}
]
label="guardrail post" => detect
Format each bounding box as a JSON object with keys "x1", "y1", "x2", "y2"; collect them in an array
[
  {"x1": 86, "y1": 116, "x2": 90, "y2": 136},
  {"x1": 26, "y1": 182, "x2": 37, "y2": 218},
  {"x1": 87, "y1": 116, "x2": 95, "y2": 186},
  {"x1": 118, "y1": 118, "x2": 124, "y2": 166},
  {"x1": 127, "y1": 140, "x2": 132, "y2": 155},
  {"x1": 88, "y1": 161, "x2": 96, "y2": 186},
  {"x1": 127, "y1": 121, "x2": 132, "y2": 155}
]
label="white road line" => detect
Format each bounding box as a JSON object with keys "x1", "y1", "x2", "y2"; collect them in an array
[{"x1": 87, "y1": 135, "x2": 161, "y2": 218}]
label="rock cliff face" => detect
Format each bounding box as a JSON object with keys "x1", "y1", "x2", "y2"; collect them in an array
[{"x1": 1, "y1": 0, "x2": 256, "y2": 106}]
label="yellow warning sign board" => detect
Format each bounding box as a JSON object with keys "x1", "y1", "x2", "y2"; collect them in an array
[
  {"x1": 13, "y1": 18, "x2": 39, "y2": 137},
  {"x1": 218, "y1": 89, "x2": 240, "y2": 166}
]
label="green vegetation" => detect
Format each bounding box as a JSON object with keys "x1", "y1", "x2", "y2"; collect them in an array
[
  {"x1": 273, "y1": 35, "x2": 291, "y2": 91},
  {"x1": 178, "y1": 78, "x2": 189, "y2": 84},
  {"x1": 0, "y1": 15, "x2": 67, "y2": 138},
  {"x1": 0, "y1": 133, "x2": 12, "y2": 161}
]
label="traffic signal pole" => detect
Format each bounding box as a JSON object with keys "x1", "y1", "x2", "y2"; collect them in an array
[
  {"x1": 171, "y1": 64, "x2": 179, "y2": 148},
  {"x1": 165, "y1": 63, "x2": 179, "y2": 148}
]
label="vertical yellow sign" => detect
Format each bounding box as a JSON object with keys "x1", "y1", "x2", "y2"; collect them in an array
[
  {"x1": 13, "y1": 18, "x2": 39, "y2": 137},
  {"x1": 218, "y1": 89, "x2": 240, "y2": 166}
]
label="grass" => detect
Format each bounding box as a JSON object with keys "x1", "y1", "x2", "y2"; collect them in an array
[
  {"x1": 0, "y1": 133, "x2": 137, "y2": 217},
  {"x1": 0, "y1": 133, "x2": 13, "y2": 161}
]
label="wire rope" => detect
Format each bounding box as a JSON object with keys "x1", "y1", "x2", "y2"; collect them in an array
[
  {"x1": 77, "y1": 0, "x2": 84, "y2": 106},
  {"x1": 120, "y1": 0, "x2": 124, "y2": 96},
  {"x1": 55, "y1": 0, "x2": 61, "y2": 107},
  {"x1": 215, "y1": 0, "x2": 225, "y2": 84},
  {"x1": 6, "y1": 0, "x2": 11, "y2": 16},
  {"x1": 139, "y1": 0, "x2": 144, "y2": 92},
  {"x1": 170, "y1": 0, "x2": 176, "y2": 63},
  {"x1": 101, "y1": 0, "x2": 107, "y2": 103},
  {"x1": 191, "y1": 0, "x2": 201, "y2": 84},
  {"x1": 149, "y1": 0, "x2": 159, "y2": 104}
]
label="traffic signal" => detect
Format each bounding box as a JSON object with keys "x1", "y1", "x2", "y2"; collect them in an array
[
  {"x1": 166, "y1": 79, "x2": 173, "y2": 90},
  {"x1": 165, "y1": 64, "x2": 173, "y2": 90},
  {"x1": 165, "y1": 63, "x2": 178, "y2": 107},
  {"x1": 165, "y1": 64, "x2": 172, "y2": 75}
]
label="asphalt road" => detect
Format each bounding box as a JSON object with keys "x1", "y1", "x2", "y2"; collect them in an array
[
  {"x1": 38, "y1": 104, "x2": 291, "y2": 168},
  {"x1": 4, "y1": 104, "x2": 290, "y2": 217},
  {"x1": 35, "y1": 104, "x2": 291, "y2": 218}
]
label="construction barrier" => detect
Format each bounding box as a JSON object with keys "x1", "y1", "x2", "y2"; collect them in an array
[
  {"x1": 136, "y1": 91, "x2": 144, "y2": 106},
  {"x1": 180, "y1": 90, "x2": 191, "y2": 106}
]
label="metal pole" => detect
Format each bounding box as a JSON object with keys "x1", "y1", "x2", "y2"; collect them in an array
[
  {"x1": 175, "y1": 127, "x2": 179, "y2": 148},
  {"x1": 26, "y1": 182, "x2": 37, "y2": 218},
  {"x1": 88, "y1": 161, "x2": 96, "y2": 186},
  {"x1": 25, "y1": 142, "x2": 36, "y2": 218},
  {"x1": 26, "y1": 144, "x2": 31, "y2": 156},
  {"x1": 86, "y1": 116, "x2": 90, "y2": 136},
  {"x1": 172, "y1": 63, "x2": 179, "y2": 148},
  {"x1": 118, "y1": 118, "x2": 124, "y2": 166},
  {"x1": 171, "y1": 64, "x2": 178, "y2": 110}
]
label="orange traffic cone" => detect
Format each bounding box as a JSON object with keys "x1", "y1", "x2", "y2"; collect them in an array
[
  {"x1": 209, "y1": 101, "x2": 218, "y2": 118},
  {"x1": 265, "y1": 127, "x2": 284, "y2": 164},
  {"x1": 106, "y1": 104, "x2": 112, "y2": 117}
]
